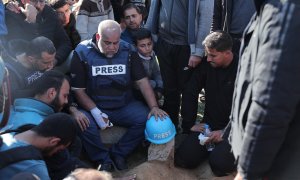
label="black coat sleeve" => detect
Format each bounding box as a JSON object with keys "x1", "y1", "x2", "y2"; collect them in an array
[{"x1": 211, "y1": 0, "x2": 223, "y2": 32}]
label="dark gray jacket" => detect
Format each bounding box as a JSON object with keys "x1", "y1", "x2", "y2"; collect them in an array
[
  {"x1": 145, "y1": 0, "x2": 213, "y2": 57},
  {"x1": 229, "y1": 0, "x2": 300, "y2": 179}
]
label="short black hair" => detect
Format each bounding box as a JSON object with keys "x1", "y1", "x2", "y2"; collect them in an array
[
  {"x1": 31, "y1": 70, "x2": 68, "y2": 96},
  {"x1": 49, "y1": 0, "x2": 67, "y2": 9},
  {"x1": 132, "y1": 28, "x2": 152, "y2": 45},
  {"x1": 26, "y1": 36, "x2": 56, "y2": 58},
  {"x1": 31, "y1": 113, "x2": 77, "y2": 145},
  {"x1": 7, "y1": 39, "x2": 29, "y2": 57},
  {"x1": 122, "y1": 3, "x2": 142, "y2": 17},
  {"x1": 202, "y1": 31, "x2": 233, "y2": 52}
]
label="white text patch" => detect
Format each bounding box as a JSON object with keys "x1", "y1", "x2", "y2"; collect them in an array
[{"x1": 92, "y1": 65, "x2": 126, "y2": 76}]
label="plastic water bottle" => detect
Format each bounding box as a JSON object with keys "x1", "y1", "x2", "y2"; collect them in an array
[{"x1": 204, "y1": 124, "x2": 215, "y2": 151}]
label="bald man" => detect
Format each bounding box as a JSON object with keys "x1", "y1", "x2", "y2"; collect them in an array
[{"x1": 70, "y1": 20, "x2": 167, "y2": 171}]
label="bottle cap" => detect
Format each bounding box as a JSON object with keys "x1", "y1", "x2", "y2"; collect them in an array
[{"x1": 204, "y1": 124, "x2": 209, "y2": 129}]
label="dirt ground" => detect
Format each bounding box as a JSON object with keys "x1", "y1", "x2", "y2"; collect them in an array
[{"x1": 110, "y1": 134, "x2": 235, "y2": 180}]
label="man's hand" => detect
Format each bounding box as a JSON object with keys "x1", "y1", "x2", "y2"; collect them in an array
[
  {"x1": 147, "y1": 106, "x2": 168, "y2": 120},
  {"x1": 90, "y1": 107, "x2": 111, "y2": 130},
  {"x1": 20, "y1": 3, "x2": 38, "y2": 23},
  {"x1": 6, "y1": 1, "x2": 20, "y2": 13},
  {"x1": 190, "y1": 123, "x2": 206, "y2": 133},
  {"x1": 188, "y1": 55, "x2": 202, "y2": 68},
  {"x1": 207, "y1": 130, "x2": 223, "y2": 143},
  {"x1": 234, "y1": 172, "x2": 243, "y2": 180},
  {"x1": 69, "y1": 106, "x2": 90, "y2": 131}
]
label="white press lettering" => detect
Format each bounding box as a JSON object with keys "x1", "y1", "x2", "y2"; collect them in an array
[{"x1": 92, "y1": 65, "x2": 126, "y2": 76}]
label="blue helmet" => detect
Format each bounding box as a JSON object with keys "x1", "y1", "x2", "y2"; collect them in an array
[{"x1": 145, "y1": 116, "x2": 176, "y2": 144}]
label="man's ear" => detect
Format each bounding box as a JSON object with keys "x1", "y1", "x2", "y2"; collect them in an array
[
  {"x1": 48, "y1": 137, "x2": 61, "y2": 146},
  {"x1": 96, "y1": 33, "x2": 101, "y2": 41},
  {"x1": 47, "y1": 87, "x2": 57, "y2": 100},
  {"x1": 223, "y1": 50, "x2": 232, "y2": 57}
]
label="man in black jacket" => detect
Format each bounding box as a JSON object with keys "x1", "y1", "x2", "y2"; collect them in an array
[
  {"x1": 175, "y1": 31, "x2": 236, "y2": 176},
  {"x1": 49, "y1": 0, "x2": 81, "y2": 49},
  {"x1": 230, "y1": 0, "x2": 300, "y2": 179},
  {"x1": 5, "y1": 0, "x2": 72, "y2": 66}
]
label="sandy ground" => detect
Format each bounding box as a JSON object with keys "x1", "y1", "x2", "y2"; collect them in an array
[{"x1": 110, "y1": 135, "x2": 236, "y2": 180}]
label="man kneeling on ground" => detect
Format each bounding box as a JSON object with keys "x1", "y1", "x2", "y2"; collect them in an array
[{"x1": 175, "y1": 31, "x2": 237, "y2": 176}]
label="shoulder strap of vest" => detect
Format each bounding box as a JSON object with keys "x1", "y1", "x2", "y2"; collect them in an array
[{"x1": 0, "y1": 144, "x2": 43, "y2": 169}]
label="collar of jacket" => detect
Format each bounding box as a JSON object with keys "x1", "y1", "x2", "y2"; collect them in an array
[
  {"x1": 13, "y1": 98, "x2": 55, "y2": 116},
  {"x1": 254, "y1": 0, "x2": 267, "y2": 15}
]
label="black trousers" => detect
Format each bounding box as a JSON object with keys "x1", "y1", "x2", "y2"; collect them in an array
[
  {"x1": 174, "y1": 132, "x2": 236, "y2": 176},
  {"x1": 180, "y1": 65, "x2": 204, "y2": 133},
  {"x1": 155, "y1": 38, "x2": 193, "y2": 128}
]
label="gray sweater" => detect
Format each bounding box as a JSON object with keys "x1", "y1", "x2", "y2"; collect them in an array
[{"x1": 145, "y1": 0, "x2": 214, "y2": 57}]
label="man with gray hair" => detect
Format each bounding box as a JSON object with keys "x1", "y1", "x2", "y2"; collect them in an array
[{"x1": 71, "y1": 20, "x2": 167, "y2": 171}]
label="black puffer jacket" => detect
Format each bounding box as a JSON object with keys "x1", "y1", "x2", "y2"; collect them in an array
[{"x1": 211, "y1": 0, "x2": 233, "y2": 32}]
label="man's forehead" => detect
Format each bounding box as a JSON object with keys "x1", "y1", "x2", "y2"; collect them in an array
[
  {"x1": 124, "y1": 8, "x2": 139, "y2": 15},
  {"x1": 205, "y1": 47, "x2": 217, "y2": 53},
  {"x1": 61, "y1": 79, "x2": 70, "y2": 91},
  {"x1": 102, "y1": 27, "x2": 120, "y2": 34},
  {"x1": 101, "y1": 30, "x2": 120, "y2": 40},
  {"x1": 57, "y1": 4, "x2": 70, "y2": 11},
  {"x1": 40, "y1": 52, "x2": 55, "y2": 59}
]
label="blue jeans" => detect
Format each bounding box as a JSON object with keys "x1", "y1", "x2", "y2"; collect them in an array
[{"x1": 79, "y1": 100, "x2": 148, "y2": 164}]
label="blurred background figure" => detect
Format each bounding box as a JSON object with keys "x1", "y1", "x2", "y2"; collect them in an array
[
  {"x1": 76, "y1": 0, "x2": 114, "y2": 41},
  {"x1": 50, "y1": 0, "x2": 81, "y2": 49},
  {"x1": 5, "y1": 0, "x2": 72, "y2": 67}
]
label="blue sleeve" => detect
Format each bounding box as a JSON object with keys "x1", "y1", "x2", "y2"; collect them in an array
[
  {"x1": 22, "y1": 161, "x2": 51, "y2": 180},
  {"x1": 0, "y1": 1, "x2": 7, "y2": 36}
]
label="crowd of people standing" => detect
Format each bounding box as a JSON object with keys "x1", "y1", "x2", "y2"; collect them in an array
[{"x1": 0, "y1": 0, "x2": 299, "y2": 179}]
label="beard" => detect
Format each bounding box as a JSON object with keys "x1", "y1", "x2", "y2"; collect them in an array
[
  {"x1": 41, "y1": 145, "x2": 59, "y2": 157},
  {"x1": 50, "y1": 92, "x2": 64, "y2": 112}
]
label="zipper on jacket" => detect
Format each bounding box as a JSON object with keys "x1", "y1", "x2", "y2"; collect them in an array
[{"x1": 168, "y1": 0, "x2": 174, "y2": 35}]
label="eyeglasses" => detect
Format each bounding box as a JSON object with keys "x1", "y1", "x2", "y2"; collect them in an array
[{"x1": 30, "y1": 0, "x2": 46, "y2": 5}]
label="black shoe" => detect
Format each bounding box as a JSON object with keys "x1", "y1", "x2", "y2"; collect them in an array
[
  {"x1": 98, "y1": 163, "x2": 114, "y2": 172},
  {"x1": 111, "y1": 155, "x2": 128, "y2": 170}
]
